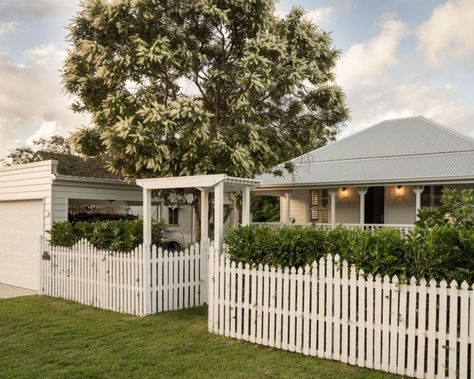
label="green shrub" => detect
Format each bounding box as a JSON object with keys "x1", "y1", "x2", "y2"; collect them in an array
[
  {"x1": 48, "y1": 218, "x2": 167, "y2": 252},
  {"x1": 225, "y1": 223, "x2": 474, "y2": 283}
]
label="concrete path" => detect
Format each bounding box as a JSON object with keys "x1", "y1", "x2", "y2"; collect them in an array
[{"x1": 0, "y1": 283, "x2": 37, "y2": 299}]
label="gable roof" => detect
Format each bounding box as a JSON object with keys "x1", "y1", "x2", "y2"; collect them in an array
[{"x1": 258, "y1": 116, "x2": 474, "y2": 188}]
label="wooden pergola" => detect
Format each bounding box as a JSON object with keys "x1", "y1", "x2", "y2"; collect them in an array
[{"x1": 136, "y1": 174, "x2": 261, "y2": 252}]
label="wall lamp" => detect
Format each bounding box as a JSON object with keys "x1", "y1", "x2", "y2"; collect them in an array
[
  {"x1": 395, "y1": 185, "x2": 404, "y2": 198},
  {"x1": 341, "y1": 187, "x2": 348, "y2": 199}
]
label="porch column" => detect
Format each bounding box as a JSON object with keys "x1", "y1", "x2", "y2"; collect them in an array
[
  {"x1": 413, "y1": 186, "x2": 424, "y2": 221},
  {"x1": 329, "y1": 189, "x2": 337, "y2": 228},
  {"x1": 284, "y1": 192, "x2": 292, "y2": 223},
  {"x1": 242, "y1": 186, "x2": 251, "y2": 226},
  {"x1": 142, "y1": 188, "x2": 152, "y2": 315},
  {"x1": 200, "y1": 188, "x2": 209, "y2": 244},
  {"x1": 214, "y1": 181, "x2": 224, "y2": 252},
  {"x1": 358, "y1": 187, "x2": 368, "y2": 225}
]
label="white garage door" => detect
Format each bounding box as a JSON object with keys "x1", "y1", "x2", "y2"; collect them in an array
[{"x1": 0, "y1": 200, "x2": 43, "y2": 290}]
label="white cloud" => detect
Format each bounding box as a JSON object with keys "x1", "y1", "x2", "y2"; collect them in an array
[
  {"x1": 336, "y1": 13, "x2": 474, "y2": 138},
  {"x1": 418, "y1": 0, "x2": 474, "y2": 67},
  {"x1": 26, "y1": 121, "x2": 62, "y2": 146},
  {"x1": 0, "y1": 0, "x2": 78, "y2": 20},
  {"x1": 343, "y1": 80, "x2": 474, "y2": 138},
  {"x1": 0, "y1": 22, "x2": 17, "y2": 37},
  {"x1": 305, "y1": 7, "x2": 333, "y2": 26},
  {"x1": 25, "y1": 43, "x2": 66, "y2": 66},
  {"x1": 336, "y1": 18, "x2": 407, "y2": 90},
  {"x1": 0, "y1": 52, "x2": 89, "y2": 157}
]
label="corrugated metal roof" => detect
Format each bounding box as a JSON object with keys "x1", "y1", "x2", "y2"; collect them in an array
[{"x1": 258, "y1": 117, "x2": 474, "y2": 187}]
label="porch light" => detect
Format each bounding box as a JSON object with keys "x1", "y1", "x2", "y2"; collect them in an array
[
  {"x1": 395, "y1": 185, "x2": 404, "y2": 198},
  {"x1": 341, "y1": 187, "x2": 347, "y2": 199}
]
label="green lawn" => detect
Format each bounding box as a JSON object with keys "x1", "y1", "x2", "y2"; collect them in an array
[{"x1": 0, "y1": 296, "x2": 399, "y2": 379}]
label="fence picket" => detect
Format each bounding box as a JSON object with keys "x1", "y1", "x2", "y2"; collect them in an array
[
  {"x1": 389, "y1": 276, "x2": 399, "y2": 374},
  {"x1": 325, "y1": 255, "x2": 334, "y2": 360},
  {"x1": 333, "y1": 256, "x2": 341, "y2": 362},
  {"x1": 447, "y1": 280, "x2": 458, "y2": 379},
  {"x1": 459, "y1": 281, "x2": 469, "y2": 379}
]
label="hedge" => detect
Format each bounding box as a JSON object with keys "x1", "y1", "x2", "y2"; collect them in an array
[
  {"x1": 225, "y1": 189, "x2": 474, "y2": 283},
  {"x1": 48, "y1": 219, "x2": 166, "y2": 252},
  {"x1": 224, "y1": 225, "x2": 474, "y2": 283}
]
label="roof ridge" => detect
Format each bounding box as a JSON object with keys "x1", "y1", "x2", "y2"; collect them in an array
[{"x1": 293, "y1": 149, "x2": 474, "y2": 165}]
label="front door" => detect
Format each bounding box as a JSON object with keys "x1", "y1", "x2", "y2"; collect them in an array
[{"x1": 365, "y1": 187, "x2": 384, "y2": 224}]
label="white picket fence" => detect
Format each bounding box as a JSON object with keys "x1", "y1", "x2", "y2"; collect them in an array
[
  {"x1": 208, "y1": 248, "x2": 474, "y2": 379},
  {"x1": 40, "y1": 239, "x2": 207, "y2": 316}
]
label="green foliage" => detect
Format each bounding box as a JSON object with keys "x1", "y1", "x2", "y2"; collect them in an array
[
  {"x1": 416, "y1": 188, "x2": 474, "y2": 228},
  {"x1": 225, "y1": 223, "x2": 474, "y2": 283},
  {"x1": 1, "y1": 135, "x2": 117, "y2": 179},
  {"x1": 49, "y1": 219, "x2": 166, "y2": 252},
  {"x1": 63, "y1": 0, "x2": 349, "y2": 181},
  {"x1": 251, "y1": 195, "x2": 280, "y2": 222}
]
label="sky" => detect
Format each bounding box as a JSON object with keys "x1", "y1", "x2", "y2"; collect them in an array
[{"x1": 0, "y1": 0, "x2": 473, "y2": 157}]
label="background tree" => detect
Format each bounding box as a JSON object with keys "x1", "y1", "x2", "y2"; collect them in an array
[
  {"x1": 63, "y1": 0, "x2": 349, "y2": 181},
  {"x1": 1, "y1": 135, "x2": 116, "y2": 178},
  {"x1": 251, "y1": 195, "x2": 280, "y2": 222}
]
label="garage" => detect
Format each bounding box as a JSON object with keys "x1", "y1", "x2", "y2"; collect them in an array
[{"x1": 0, "y1": 199, "x2": 44, "y2": 290}]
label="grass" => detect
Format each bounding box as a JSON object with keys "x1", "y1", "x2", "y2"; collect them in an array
[{"x1": 0, "y1": 296, "x2": 399, "y2": 379}]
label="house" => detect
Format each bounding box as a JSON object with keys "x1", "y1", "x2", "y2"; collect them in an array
[
  {"x1": 0, "y1": 160, "x2": 235, "y2": 290},
  {"x1": 255, "y1": 116, "x2": 474, "y2": 227}
]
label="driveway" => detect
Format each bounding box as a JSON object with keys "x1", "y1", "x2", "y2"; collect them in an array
[{"x1": 0, "y1": 283, "x2": 37, "y2": 299}]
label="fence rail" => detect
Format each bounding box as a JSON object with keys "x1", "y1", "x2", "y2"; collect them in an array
[
  {"x1": 40, "y1": 239, "x2": 207, "y2": 316},
  {"x1": 208, "y1": 248, "x2": 474, "y2": 379}
]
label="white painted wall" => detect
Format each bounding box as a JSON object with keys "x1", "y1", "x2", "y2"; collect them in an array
[
  {"x1": 384, "y1": 185, "x2": 416, "y2": 224},
  {"x1": 334, "y1": 187, "x2": 359, "y2": 224},
  {"x1": 0, "y1": 160, "x2": 56, "y2": 289},
  {"x1": 279, "y1": 189, "x2": 309, "y2": 223},
  {"x1": 0, "y1": 160, "x2": 55, "y2": 232}
]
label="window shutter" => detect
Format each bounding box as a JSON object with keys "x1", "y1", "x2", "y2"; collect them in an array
[{"x1": 309, "y1": 190, "x2": 329, "y2": 222}]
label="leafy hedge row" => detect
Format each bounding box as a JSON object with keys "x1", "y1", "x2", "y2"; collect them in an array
[
  {"x1": 225, "y1": 189, "x2": 474, "y2": 283},
  {"x1": 225, "y1": 225, "x2": 474, "y2": 283},
  {"x1": 49, "y1": 219, "x2": 166, "y2": 252}
]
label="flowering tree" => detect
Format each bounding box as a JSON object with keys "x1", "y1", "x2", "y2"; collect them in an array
[{"x1": 63, "y1": 0, "x2": 349, "y2": 181}]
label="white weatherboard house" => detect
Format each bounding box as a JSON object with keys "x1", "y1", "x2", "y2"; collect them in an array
[{"x1": 255, "y1": 116, "x2": 474, "y2": 227}]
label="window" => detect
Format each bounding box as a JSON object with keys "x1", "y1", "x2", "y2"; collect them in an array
[
  {"x1": 168, "y1": 207, "x2": 179, "y2": 225},
  {"x1": 421, "y1": 185, "x2": 443, "y2": 208},
  {"x1": 309, "y1": 189, "x2": 329, "y2": 223}
]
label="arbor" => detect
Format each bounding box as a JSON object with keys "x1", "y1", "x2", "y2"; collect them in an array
[{"x1": 63, "y1": 0, "x2": 349, "y2": 181}]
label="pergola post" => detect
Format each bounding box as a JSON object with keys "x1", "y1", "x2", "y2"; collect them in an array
[
  {"x1": 142, "y1": 188, "x2": 152, "y2": 315},
  {"x1": 284, "y1": 192, "x2": 292, "y2": 224},
  {"x1": 200, "y1": 189, "x2": 209, "y2": 245},
  {"x1": 413, "y1": 185, "x2": 424, "y2": 221},
  {"x1": 329, "y1": 189, "x2": 337, "y2": 228},
  {"x1": 358, "y1": 187, "x2": 368, "y2": 225},
  {"x1": 214, "y1": 181, "x2": 224, "y2": 252},
  {"x1": 232, "y1": 196, "x2": 239, "y2": 226},
  {"x1": 242, "y1": 186, "x2": 251, "y2": 226}
]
